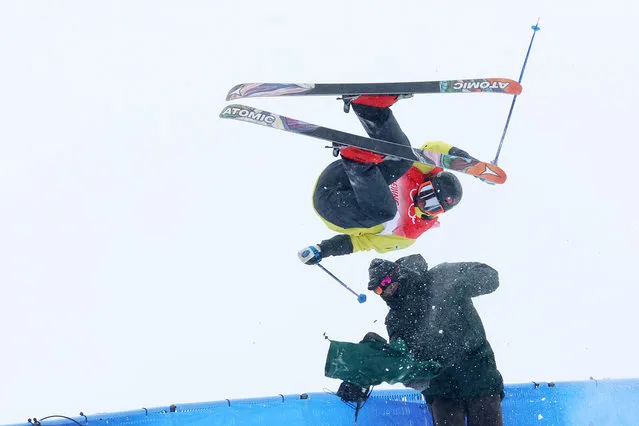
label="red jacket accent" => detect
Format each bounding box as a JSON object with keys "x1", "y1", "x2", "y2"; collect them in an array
[{"x1": 385, "y1": 166, "x2": 444, "y2": 239}]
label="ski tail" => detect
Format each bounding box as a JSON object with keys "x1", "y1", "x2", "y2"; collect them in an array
[{"x1": 226, "y1": 83, "x2": 315, "y2": 101}]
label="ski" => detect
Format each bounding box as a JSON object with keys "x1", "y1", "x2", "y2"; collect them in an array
[
  {"x1": 226, "y1": 78, "x2": 522, "y2": 101},
  {"x1": 219, "y1": 104, "x2": 507, "y2": 184}
]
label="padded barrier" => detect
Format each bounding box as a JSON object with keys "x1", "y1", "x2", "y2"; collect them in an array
[{"x1": 8, "y1": 378, "x2": 639, "y2": 426}]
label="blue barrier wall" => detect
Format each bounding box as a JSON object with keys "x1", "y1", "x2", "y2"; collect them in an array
[{"x1": 8, "y1": 379, "x2": 639, "y2": 426}]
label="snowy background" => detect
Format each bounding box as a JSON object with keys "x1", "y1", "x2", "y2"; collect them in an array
[{"x1": 1, "y1": 1, "x2": 638, "y2": 424}]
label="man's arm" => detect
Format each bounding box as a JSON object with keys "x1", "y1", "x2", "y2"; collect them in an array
[
  {"x1": 415, "y1": 142, "x2": 480, "y2": 176},
  {"x1": 299, "y1": 232, "x2": 415, "y2": 265},
  {"x1": 321, "y1": 233, "x2": 417, "y2": 257},
  {"x1": 428, "y1": 262, "x2": 499, "y2": 298},
  {"x1": 318, "y1": 234, "x2": 354, "y2": 257},
  {"x1": 349, "y1": 233, "x2": 416, "y2": 254}
]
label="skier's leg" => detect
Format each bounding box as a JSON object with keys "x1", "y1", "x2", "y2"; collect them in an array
[
  {"x1": 315, "y1": 98, "x2": 412, "y2": 229},
  {"x1": 466, "y1": 394, "x2": 504, "y2": 426},
  {"x1": 350, "y1": 101, "x2": 414, "y2": 184},
  {"x1": 340, "y1": 158, "x2": 398, "y2": 223},
  {"x1": 351, "y1": 98, "x2": 405, "y2": 143},
  {"x1": 313, "y1": 159, "x2": 397, "y2": 229},
  {"x1": 429, "y1": 397, "x2": 467, "y2": 426}
]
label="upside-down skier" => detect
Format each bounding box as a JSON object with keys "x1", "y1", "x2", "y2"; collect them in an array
[{"x1": 298, "y1": 95, "x2": 478, "y2": 265}]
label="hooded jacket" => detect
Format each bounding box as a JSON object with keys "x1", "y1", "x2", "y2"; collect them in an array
[{"x1": 368, "y1": 254, "x2": 499, "y2": 368}]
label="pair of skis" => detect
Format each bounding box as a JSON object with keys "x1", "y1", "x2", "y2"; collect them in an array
[{"x1": 220, "y1": 78, "x2": 519, "y2": 184}]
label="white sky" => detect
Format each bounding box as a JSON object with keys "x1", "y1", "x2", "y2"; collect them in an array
[{"x1": 1, "y1": 1, "x2": 638, "y2": 424}]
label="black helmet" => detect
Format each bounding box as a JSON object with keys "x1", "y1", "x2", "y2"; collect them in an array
[
  {"x1": 415, "y1": 172, "x2": 463, "y2": 217},
  {"x1": 432, "y1": 171, "x2": 462, "y2": 212}
]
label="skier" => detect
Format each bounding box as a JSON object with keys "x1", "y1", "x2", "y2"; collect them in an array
[
  {"x1": 297, "y1": 95, "x2": 477, "y2": 265},
  {"x1": 365, "y1": 253, "x2": 504, "y2": 426}
]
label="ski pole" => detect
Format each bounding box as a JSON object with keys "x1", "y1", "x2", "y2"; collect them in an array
[
  {"x1": 493, "y1": 19, "x2": 541, "y2": 165},
  {"x1": 316, "y1": 263, "x2": 367, "y2": 303}
]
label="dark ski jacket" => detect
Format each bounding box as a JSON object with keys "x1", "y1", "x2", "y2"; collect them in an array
[{"x1": 368, "y1": 254, "x2": 499, "y2": 369}]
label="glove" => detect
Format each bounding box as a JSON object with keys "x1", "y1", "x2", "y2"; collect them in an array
[
  {"x1": 448, "y1": 146, "x2": 473, "y2": 159},
  {"x1": 336, "y1": 381, "x2": 370, "y2": 404},
  {"x1": 297, "y1": 245, "x2": 322, "y2": 265},
  {"x1": 360, "y1": 332, "x2": 387, "y2": 345}
]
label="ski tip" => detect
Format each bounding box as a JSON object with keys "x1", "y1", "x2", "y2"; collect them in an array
[
  {"x1": 508, "y1": 81, "x2": 523, "y2": 95},
  {"x1": 464, "y1": 160, "x2": 507, "y2": 184},
  {"x1": 483, "y1": 78, "x2": 522, "y2": 95},
  {"x1": 479, "y1": 164, "x2": 507, "y2": 184}
]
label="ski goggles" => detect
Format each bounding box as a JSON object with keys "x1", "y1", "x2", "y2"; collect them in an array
[
  {"x1": 414, "y1": 180, "x2": 444, "y2": 217},
  {"x1": 374, "y1": 275, "x2": 393, "y2": 295}
]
